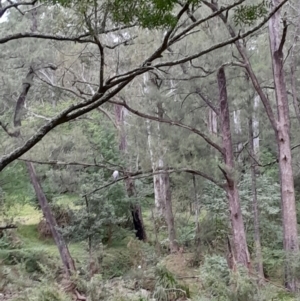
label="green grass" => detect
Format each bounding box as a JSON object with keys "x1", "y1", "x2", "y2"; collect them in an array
[
  {"x1": 0, "y1": 202, "x2": 87, "y2": 260},
  {"x1": 52, "y1": 194, "x2": 79, "y2": 208}
]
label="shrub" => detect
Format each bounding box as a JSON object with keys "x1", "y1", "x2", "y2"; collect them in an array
[
  {"x1": 101, "y1": 249, "x2": 132, "y2": 279},
  {"x1": 0, "y1": 247, "x2": 57, "y2": 274},
  {"x1": 200, "y1": 254, "x2": 257, "y2": 301},
  {"x1": 11, "y1": 283, "x2": 72, "y2": 301}
]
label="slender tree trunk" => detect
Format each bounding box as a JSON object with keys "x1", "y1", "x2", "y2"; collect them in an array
[
  {"x1": 269, "y1": 1, "x2": 299, "y2": 290},
  {"x1": 125, "y1": 175, "x2": 147, "y2": 241},
  {"x1": 253, "y1": 95, "x2": 260, "y2": 157},
  {"x1": 193, "y1": 175, "x2": 201, "y2": 253},
  {"x1": 143, "y1": 73, "x2": 178, "y2": 251},
  {"x1": 217, "y1": 67, "x2": 250, "y2": 269},
  {"x1": 11, "y1": 65, "x2": 77, "y2": 280},
  {"x1": 156, "y1": 102, "x2": 178, "y2": 252},
  {"x1": 208, "y1": 108, "x2": 218, "y2": 135},
  {"x1": 114, "y1": 104, "x2": 147, "y2": 241},
  {"x1": 163, "y1": 170, "x2": 179, "y2": 253},
  {"x1": 146, "y1": 119, "x2": 165, "y2": 216},
  {"x1": 26, "y1": 162, "x2": 76, "y2": 277},
  {"x1": 233, "y1": 110, "x2": 243, "y2": 159},
  {"x1": 249, "y1": 112, "x2": 264, "y2": 279}
]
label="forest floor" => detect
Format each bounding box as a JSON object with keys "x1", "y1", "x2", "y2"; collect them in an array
[
  {"x1": 1, "y1": 203, "x2": 298, "y2": 301},
  {"x1": 0, "y1": 203, "x2": 203, "y2": 301}
]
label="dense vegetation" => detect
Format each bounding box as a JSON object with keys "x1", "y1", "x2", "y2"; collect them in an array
[{"x1": 1, "y1": 0, "x2": 300, "y2": 300}]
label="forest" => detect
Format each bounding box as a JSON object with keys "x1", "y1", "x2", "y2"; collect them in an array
[{"x1": 0, "y1": 0, "x2": 300, "y2": 300}]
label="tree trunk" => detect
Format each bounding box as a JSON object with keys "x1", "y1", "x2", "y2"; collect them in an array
[
  {"x1": 193, "y1": 175, "x2": 201, "y2": 253},
  {"x1": 114, "y1": 103, "x2": 147, "y2": 241},
  {"x1": 163, "y1": 170, "x2": 179, "y2": 253},
  {"x1": 269, "y1": 1, "x2": 299, "y2": 290},
  {"x1": 156, "y1": 102, "x2": 178, "y2": 252},
  {"x1": 204, "y1": 0, "x2": 298, "y2": 287},
  {"x1": 125, "y1": 175, "x2": 147, "y2": 241},
  {"x1": 217, "y1": 67, "x2": 250, "y2": 268},
  {"x1": 249, "y1": 112, "x2": 264, "y2": 279},
  {"x1": 26, "y1": 162, "x2": 76, "y2": 277},
  {"x1": 11, "y1": 64, "x2": 77, "y2": 280},
  {"x1": 233, "y1": 110, "x2": 243, "y2": 159},
  {"x1": 146, "y1": 119, "x2": 165, "y2": 216},
  {"x1": 208, "y1": 108, "x2": 218, "y2": 135},
  {"x1": 253, "y1": 95, "x2": 260, "y2": 157}
]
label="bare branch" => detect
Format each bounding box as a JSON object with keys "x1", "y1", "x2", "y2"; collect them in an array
[
  {"x1": 108, "y1": 2, "x2": 289, "y2": 88},
  {"x1": 0, "y1": 224, "x2": 17, "y2": 230},
  {"x1": 84, "y1": 167, "x2": 224, "y2": 196},
  {"x1": 0, "y1": 32, "x2": 94, "y2": 45},
  {"x1": 278, "y1": 18, "x2": 288, "y2": 55},
  {"x1": 18, "y1": 158, "x2": 118, "y2": 172},
  {"x1": 109, "y1": 99, "x2": 224, "y2": 155},
  {"x1": 0, "y1": 0, "x2": 287, "y2": 172},
  {"x1": 0, "y1": 0, "x2": 37, "y2": 18}
]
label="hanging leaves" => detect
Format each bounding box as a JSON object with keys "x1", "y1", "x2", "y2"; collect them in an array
[{"x1": 233, "y1": 1, "x2": 269, "y2": 26}]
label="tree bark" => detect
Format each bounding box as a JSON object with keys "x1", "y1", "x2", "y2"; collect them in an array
[
  {"x1": 11, "y1": 65, "x2": 78, "y2": 283},
  {"x1": 249, "y1": 111, "x2": 264, "y2": 279},
  {"x1": 269, "y1": 1, "x2": 299, "y2": 290},
  {"x1": 204, "y1": 0, "x2": 298, "y2": 289},
  {"x1": 253, "y1": 95, "x2": 260, "y2": 157},
  {"x1": 146, "y1": 119, "x2": 165, "y2": 216},
  {"x1": 208, "y1": 108, "x2": 218, "y2": 135},
  {"x1": 163, "y1": 170, "x2": 179, "y2": 253},
  {"x1": 193, "y1": 175, "x2": 201, "y2": 253},
  {"x1": 233, "y1": 110, "x2": 243, "y2": 159},
  {"x1": 217, "y1": 67, "x2": 250, "y2": 268},
  {"x1": 26, "y1": 162, "x2": 76, "y2": 277},
  {"x1": 114, "y1": 103, "x2": 147, "y2": 241}
]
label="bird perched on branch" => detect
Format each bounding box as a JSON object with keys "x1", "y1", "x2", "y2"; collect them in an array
[{"x1": 112, "y1": 170, "x2": 119, "y2": 182}]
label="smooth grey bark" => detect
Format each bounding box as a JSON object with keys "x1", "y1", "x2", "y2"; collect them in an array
[
  {"x1": 233, "y1": 110, "x2": 243, "y2": 159},
  {"x1": 143, "y1": 72, "x2": 178, "y2": 251},
  {"x1": 208, "y1": 108, "x2": 218, "y2": 135},
  {"x1": 249, "y1": 111, "x2": 264, "y2": 279},
  {"x1": 252, "y1": 95, "x2": 260, "y2": 156},
  {"x1": 146, "y1": 118, "x2": 165, "y2": 216},
  {"x1": 162, "y1": 170, "x2": 179, "y2": 253},
  {"x1": 193, "y1": 174, "x2": 201, "y2": 253}
]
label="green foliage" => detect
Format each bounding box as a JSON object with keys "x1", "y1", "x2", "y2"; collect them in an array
[
  {"x1": 176, "y1": 218, "x2": 195, "y2": 247},
  {"x1": 233, "y1": 1, "x2": 269, "y2": 26},
  {"x1": 153, "y1": 265, "x2": 190, "y2": 300},
  {"x1": 62, "y1": 179, "x2": 130, "y2": 246},
  {"x1": 0, "y1": 229, "x2": 22, "y2": 250},
  {"x1": 11, "y1": 283, "x2": 72, "y2": 301},
  {"x1": 101, "y1": 248, "x2": 132, "y2": 279},
  {"x1": 109, "y1": 0, "x2": 179, "y2": 29},
  {"x1": 0, "y1": 247, "x2": 57, "y2": 274},
  {"x1": 42, "y1": 0, "x2": 201, "y2": 29},
  {"x1": 200, "y1": 255, "x2": 257, "y2": 301},
  {"x1": 238, "y1": 173, "x2": 282, "y2": 250},
  {"x1": 262, "y1": 247, "x2": 284, "y2": 279},
  {"x1": 0, "y1": 162, "x2": 32, "y2": 209}
]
